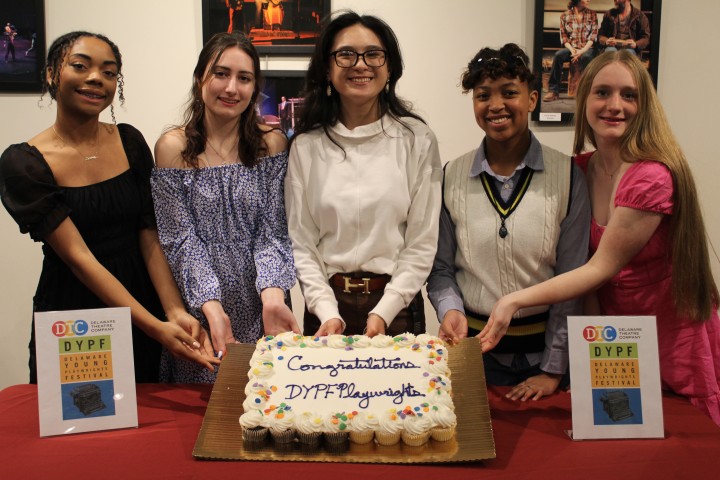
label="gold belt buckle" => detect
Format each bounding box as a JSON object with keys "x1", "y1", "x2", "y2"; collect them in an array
[{"x1": 343, "y1": 276, "x2": 371, "y2": 294}]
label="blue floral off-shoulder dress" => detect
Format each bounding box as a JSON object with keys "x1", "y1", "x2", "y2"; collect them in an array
[{"x1": 151, "y1": 152, "x2": 296, "y2": 383}]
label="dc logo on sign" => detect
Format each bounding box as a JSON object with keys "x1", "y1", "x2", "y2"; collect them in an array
[
  {"x1": 52, "y1": 320, "x2": 89, "y2": 337},
  {"x1": 583, "y1": 325, "x2": 617, "y2": 342}
]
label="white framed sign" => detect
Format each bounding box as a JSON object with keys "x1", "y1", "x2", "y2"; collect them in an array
[
  {"x1": 568, "y1": 316, "x2": 664, "y2": 440},
  {"x1": 35, "y1": 307, "x2": 138, "y2": 437}
]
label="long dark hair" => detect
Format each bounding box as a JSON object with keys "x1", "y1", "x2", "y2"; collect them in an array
[
  {"x1": 292, "y1": 10, "x2": 424, "y2": 148},
  {"x1": 43, "y1": 31, "x2": 125, "y2": 120},
  {"x1": 180, "y1": 31, "x2": 266, "y2": 168}
]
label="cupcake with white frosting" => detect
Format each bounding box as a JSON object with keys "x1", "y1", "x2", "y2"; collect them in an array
[
  {"x1": 375, "y1": 408, "x2": 403, "y2": 446},
  {"x1": 348, "y1": 410, "x2": 378, "y2": 444},
  {"x1": 323, "y1": 411, "x2": 351, "y2": 444},
  {"x1": 239, "y1": 409, "x2": 268, "y2": 442},
  {"x1": 400, "y1": 407, "x2": 432, "y2": 446},
  {"x1": 294, "y1": 411, "x2": 325, "y2": 445},
  {"x1": 266, "y1": 403, "x2": 296, "y2": 443},
  {"x1": 429, "y1": 404, "x2": 457, "y2": 441}
]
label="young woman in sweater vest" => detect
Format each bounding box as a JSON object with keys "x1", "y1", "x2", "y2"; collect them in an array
[
  {"x1": 427, "y1": 43, "x2": 591, "y2": 400},
  {"x1": 483, "y1": 51, "x2": 720, "y2": 424}
]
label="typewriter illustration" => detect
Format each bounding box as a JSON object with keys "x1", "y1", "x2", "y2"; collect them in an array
[
  {"x1": 600, "y1": 390, "x2": 634, "y2": 422},
  {"x1": 70, "y1": 384, "x2": 106, "y2": 416}
]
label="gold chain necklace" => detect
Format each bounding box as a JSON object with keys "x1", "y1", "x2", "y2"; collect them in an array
[
  {"x1": 600, "y1": 158, "x2": 624, "y2": 178},
  {"x1": 52, "y1": 125, "x2": 100, "y2": 161},
  {"x1": 205, "y1": 138, "x2": 239, "y2": 166}
]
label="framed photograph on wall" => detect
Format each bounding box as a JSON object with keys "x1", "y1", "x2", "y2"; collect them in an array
[
  {"x1": 259, "y1": 70, "x2": 305, "y2": 138},
  {"x1": 0, "y1": 0, "x2": 45, "y2": 93},
  {"x1": 202, "y1": 0, "x2": 330, "y2": 54},
  {"x1": 532, "y1": 0, "x2": 662, "y2": 123}
]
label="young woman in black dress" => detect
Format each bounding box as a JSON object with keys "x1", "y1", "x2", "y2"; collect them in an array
[{"x1": 0, "y1": 31, "x2": 218, "y2": 383}]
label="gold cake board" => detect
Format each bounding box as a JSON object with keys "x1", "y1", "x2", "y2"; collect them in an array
[{"x1": 193, "y1": 338, "x2": 495, "y2": 463}]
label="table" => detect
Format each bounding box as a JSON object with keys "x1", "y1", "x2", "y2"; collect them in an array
[{"x1": 1, "y1": 384, "x2": 718, "y2": 479}]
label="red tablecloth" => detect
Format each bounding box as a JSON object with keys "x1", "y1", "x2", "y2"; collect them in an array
[{"x1": 1, "y1": 384, "x2": 718, "y2": 479}]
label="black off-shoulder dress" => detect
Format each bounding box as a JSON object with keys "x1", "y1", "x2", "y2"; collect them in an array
[{"x1": 0, "y1": 124, "x2": 163, "y2": 383}]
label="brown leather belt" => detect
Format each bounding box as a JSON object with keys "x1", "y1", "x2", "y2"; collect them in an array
[{"x1": 329, "y1": 273, "x2": 390, "y2": 294}]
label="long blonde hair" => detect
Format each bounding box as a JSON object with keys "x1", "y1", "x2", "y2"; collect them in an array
[{"x1": 574, "y1": 50, "x2": 718, "y2": 322}]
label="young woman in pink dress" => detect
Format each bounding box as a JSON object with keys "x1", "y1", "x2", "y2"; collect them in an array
[{"x1": 479, "y1": 50, "x2": 720, "y2": 424}]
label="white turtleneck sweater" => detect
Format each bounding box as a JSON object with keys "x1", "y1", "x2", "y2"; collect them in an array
[{"x1": 284, "y1": 114, "x2": 442, "y2": 326}]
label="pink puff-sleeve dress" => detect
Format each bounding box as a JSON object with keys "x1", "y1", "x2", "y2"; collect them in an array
[{"x1": 576, "y1": 152, "x2": 720, "y2": 425}]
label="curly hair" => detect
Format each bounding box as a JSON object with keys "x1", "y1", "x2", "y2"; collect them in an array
[
  {"x1": 460, "y1": 43, "x2": 536, "y2": 93},
  {"x1": 179, "y1": 31, "x2": 267, "y2": 168},
  {"x1": 291, "y1": 10, "x2": 424, "y2": 149},
  {"x1": 43, "y1": 31, "x2": 125, "y2": 117}
]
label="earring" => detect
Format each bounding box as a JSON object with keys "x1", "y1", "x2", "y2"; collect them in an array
[
  {"x1": 385, "y1": 79, "x2": 390, "y2": 94},
  {"x1": 326, "y1": 83, "x2": 332, "y2": 97}
]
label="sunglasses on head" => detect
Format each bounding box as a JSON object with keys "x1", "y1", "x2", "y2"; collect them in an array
[{"x1": 469, "y1": 55, "x2": 528, "y2": 72}]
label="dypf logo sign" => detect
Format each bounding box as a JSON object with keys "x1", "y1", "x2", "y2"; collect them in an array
[
  {"x1": 52, "y1": 320, "x2": 89, "y2": 337},
  {"x1": 583, "y1": 325, "x2": 617, "y2": 342}
]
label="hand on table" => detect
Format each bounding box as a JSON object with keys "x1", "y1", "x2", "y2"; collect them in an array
[{"x1": 506, "y1": 373, "x2": 562, "y2": 402}]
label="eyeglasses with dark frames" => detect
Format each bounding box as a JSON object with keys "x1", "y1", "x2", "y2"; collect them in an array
[{"x1": 330, "y1": 49, "x2": 388, "y2": 68}]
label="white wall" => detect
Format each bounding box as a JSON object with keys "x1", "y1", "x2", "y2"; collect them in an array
[{"x1": 1, "y1": 1, "x2": 718, "y2": 389}]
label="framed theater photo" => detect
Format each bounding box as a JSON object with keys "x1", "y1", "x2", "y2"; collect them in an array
[
  {"x1": 0, "y1": 0, "x2": 45, "y2": 93},
  {"x1": 532, "y1": 0, "x2": 662, "y2": 123},
  {"x1": 258, "y1": 70, "x2": 305, "y2": 138},
  {"x1": 202, "y1": 0, "x2": 330, "y2": 54}
]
